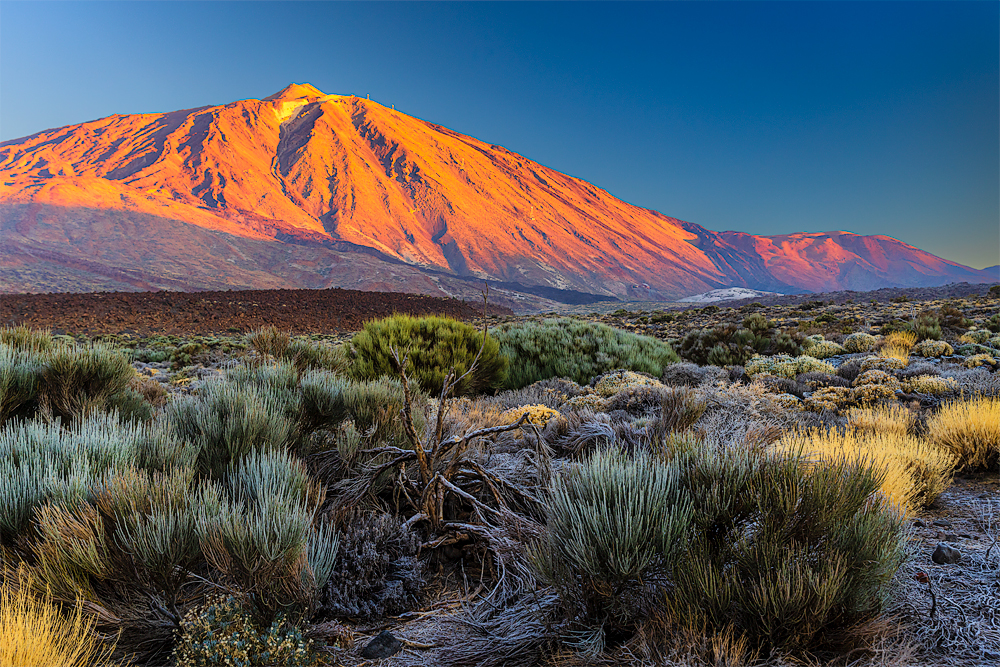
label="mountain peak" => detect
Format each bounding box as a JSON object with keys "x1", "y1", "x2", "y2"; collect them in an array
[{"x1": 263, "y1": 83, "x2": 326, "y2": 102}]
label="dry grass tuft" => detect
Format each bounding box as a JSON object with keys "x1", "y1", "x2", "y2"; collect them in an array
[
  {"x1": 777, "y1": 428, "x2": 956, "y2": 514},
  {"x1": 0, "y1": 568, "x2": 117, "y2": 667},
  {"x1": 848, "y1": 404, "x2": 916, "y2": 436},
  {"x1": 925, "y1": 396, "x2": 1000, "y2": 470}
]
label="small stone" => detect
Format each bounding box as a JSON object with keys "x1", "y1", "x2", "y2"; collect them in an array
[
  {"x1": 932, "y1": 543, "x2": 962, "y2": 565},
  {"x1": 932, "y1": 519, "x2": 952, "y2": 528},
  {"x1": 944, "y1": 533, "x2": 959, "y2": 542},
  {"x1": 361, "y1": 630, "x2": 403, "y2": 659},
  {"x1": 913, "y1": 519, "x2": 926, "y2": 527}
]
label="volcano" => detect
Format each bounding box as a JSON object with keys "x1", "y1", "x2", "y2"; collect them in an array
[{"x1": 1, "y1": 83, "x2": 993, "y2": 303}]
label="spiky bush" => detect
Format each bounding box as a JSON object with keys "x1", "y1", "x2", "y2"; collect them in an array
[
  {"x1": 247, "y1": 326, "x2": 348, "y2": 374},
  {"x1": 0, "y1": 569, "x2": 117, "y2": 667},
  {"x1": 665, "y1": 446, "x2": 908, "y2": 652},
  {"x1": 0, "y1": 325, "x2": 55, "y2": 353},
  {"x1": 925, "y1": 397, "x2": 1000, "y2": 471},
  {"x1": 166, "y1": 380, "x2": 296, "y2": 479},
  {"x1": 847, "y1": 404, "x2": 915, "y2": 436},
  {"x1": 350, "y1": 315, "x2": 506, "y2": 396},
  {"x1": 0, "y1": 413, "x2": 191, "y2": 542},
  {"x1": 196, "y1": 450, "x2": 338, "y2": 620},
  {"x1": 0, "y1": 345, "x2": 43, "y2": 424},
  {"x1": 493, "y1": 318, "x2": 678, "y2": 389},
  {"x1": 592, "y1": 369, "x2": 663, "y2": 397},
  {"x1": 173, "y1": 596, "x2": 317, "y2": 667},
  {"x1": 777, "y1": 428, "x2": 955, "y2": 513},
  {"x1": 41, "y1": 343, "x2": 135, "y2": 423},
  {"x1": 843, "y1": 332, "x2": 879, "y2": 353},
  {"x1": 532, "y1": 447, "x2": 692, "y2": 629}
]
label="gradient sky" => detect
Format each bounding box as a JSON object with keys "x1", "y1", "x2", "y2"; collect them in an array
[{"x1": 1, "y1": 1, "x2": 997, "y2": 270}]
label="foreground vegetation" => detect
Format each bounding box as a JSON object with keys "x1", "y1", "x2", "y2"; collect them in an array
[{"x1": 1, "y1": 288, "x2": 999, "y2": 666}]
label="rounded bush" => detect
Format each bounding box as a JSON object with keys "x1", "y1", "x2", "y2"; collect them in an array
[
  {"x1": 926, "y1": 397, "x2": 1000, "y2": 470},
  {"x1": 350, "y1": 315, "x2": 506, "y2": 396},
  {"x1": 492, "y1": 318, "x2": 678, "y2": 389},
  {"x1": 843, "y1": 332, "x2": 879, "y2": 353}
]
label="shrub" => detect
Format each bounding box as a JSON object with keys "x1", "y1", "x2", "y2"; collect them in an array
[
  {"x1": 0, "y1": 326, "x2": 55, "y2": 353},
  {"x1": 860, "y1": 355, "x2": 907, "y2": 372},
  {"x1": 350, "y1": 315, "x2": 506, "y2": 396},
  {"x1": 532, "y1": 448, "x2": 692, "y2": 629},
  {"x1": 745, "y1": 355, "x2": 835, "y2": 379},
  {"x1": 802, "y1": 386, "x2": 855, "y2": 413},
  {"x1": 665, "y1": 446, "x2": 908, "y2": 651},
  {"x1": 925, "y1": 397, "x2": 1000, "y2": 471},
  {"x1": 320, "y1": 512, "x2": 425, "y2": 619},
  {"x1": 167, "y1": 381, "x2": 295, "y2": 479},
  {"x1": 913, "y1": 339, "x2": 954, "y2": 357},
  {"x1": 964, "y1": 353, "x2": 997, "y2": 369},
  {"x1": 853, "y1": 369, "x2": 901, "y2": 392},
  {"x1": 493, "y1": 318, "x2": 678, "y2": 389},
  {"x1": 0, "y1": 413, "x2": 191, "y2": 541},
  {"x1": 777, "y1": 428, "x2": 955, "y2": 513},
  {"x1": 196, "y1": 457, "x2": 338, "y2": 620},
  {"x1": 173, "y1": 596, "x2": 317, "y2": 667},
  {"x1": 661, "y1": 362, "x2": 727, "y2": 387},
  {"x1": 498, "y1": 404, "x2": 560, "y2": 427},
  {"x1": 902, "y1": 375, "x2": 958, "y2": 396},
  {"x1": 843, "y1": 332, "x2": 879, "y2": 353},
  {"x1": 0, "y1": 569, "x2": 117, "y2": 667},
  {"x1": 0, "y1": 345, "x2": 43, "y2": 424},
  {"x1": 960, "y1": 329, "x2": 992, "y2": 345},
  {"x1": 907, "y1": 313, "x2": 942, "y2": 341},
  {"x1": 41, "y1": 343, "x2": 134, "y2": 423},
  {"x1": 803, "y1": 340, "x2": 846, "y2": 359},
  {"x1": 592, "y1": 369, "x2": 663, "y2": 397},
  {"x1": 247, "y1": 326, "x2": 348, "y2": 374}
]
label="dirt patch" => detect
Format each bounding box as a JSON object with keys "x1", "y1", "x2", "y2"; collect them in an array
[{"x1": 0, "y1": 288, "x2": 511, "y2": 336}]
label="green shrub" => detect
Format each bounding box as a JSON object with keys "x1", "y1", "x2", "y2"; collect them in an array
[
  {"x1": 41, "y1": 343, "x2": 134, "y2": 423},
  {"x1": 196, "y1": 451, "x2": 338, "y2": 620},
  {"x1": 907, "y1": 313, "x2": 942, "y2": 341},
  {"x1": 494, "y1": 318, "x2": 678, "y2": 389},
  {"x1": 665, "y1": 446, "x2": 908, "y2": 652},
  {"x1": 174, "y1": 596, "x2": 318, "y2": 667},
  {"x1": 0, "y1": 413, "x2": 189, "y2": 541},
  {"x1": 913, "y1": 339, "x2": 954, "y2": 358},
  {"x1": 247, "y1": 326, "x2": 348, "y2": 374},
  {"x1": 843, "y1": 332, "x2": 879, "y2": 353},
  {"x1": 0, "y1": 346, "x2": 43, "y2": 424},
  {"x1": 350, "y1": 315, "x2": 506, "y2": 395},
  {"x1": 166, "y1": 381, "x2": 295, "y2": 479},
  {"x1": 0, "y1": 326, "x2": 54, "y2": 353},
  {"x1": 532, "y1": 448, "x2": 692, "y2": 628}
]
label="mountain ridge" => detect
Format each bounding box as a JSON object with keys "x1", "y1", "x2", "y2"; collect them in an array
[{"x1": 1, "y1": 83, "x2": 994, "y2": 301}]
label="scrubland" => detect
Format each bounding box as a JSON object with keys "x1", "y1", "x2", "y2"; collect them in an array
[{"x1": 1, "y1": 287, "x2": 999, "y2": 667}]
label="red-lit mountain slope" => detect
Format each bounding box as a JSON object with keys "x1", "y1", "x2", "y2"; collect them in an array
[{"x1": 1, "y1": 83, "x2": 993, "y2": 300}]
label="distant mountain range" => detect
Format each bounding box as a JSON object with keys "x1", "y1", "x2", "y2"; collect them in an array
[{"x1": 1, "y1": 83, "x2": 994, "y2": 305}]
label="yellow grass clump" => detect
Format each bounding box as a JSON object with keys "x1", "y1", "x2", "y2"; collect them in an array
[
  {"x1": 884, "y1": 330, "x2": 917, "y2": 350},
  {"x1": 0, "y1": 570, "x2": 117, "y2": 667},
  {"x1": 847, "y1": 404, "x2": 916, "y2": 436},
  {"x1": 925, "y1": 397, "x2": 1000, "y2": 470},
  {"x1": 777, "y1": 428, "x2": 956, "y2": 515}
]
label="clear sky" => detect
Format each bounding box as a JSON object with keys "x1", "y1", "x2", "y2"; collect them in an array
[{"x1": 1, "y1": 1, "x2": 997, "y2": 270}]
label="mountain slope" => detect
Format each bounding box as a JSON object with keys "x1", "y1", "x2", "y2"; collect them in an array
[{"x1": 1, "y1": 83, "x2": 994, "y2": 299}]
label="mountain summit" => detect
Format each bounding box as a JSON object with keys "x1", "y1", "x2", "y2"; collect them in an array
[{"x1": 1, "y1": 84, "x2": 993, "y2": 300}]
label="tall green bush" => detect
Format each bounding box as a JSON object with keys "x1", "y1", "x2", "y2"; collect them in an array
[
  {"x1": 42, "y1": 343, "x2": 135, "y2": 423},
  {"x1": 492, "y1": 318, "x2": 678, "y2": 389},
  {"x1": 350, "y1": 315, "x2": 506, "y2": 396}
]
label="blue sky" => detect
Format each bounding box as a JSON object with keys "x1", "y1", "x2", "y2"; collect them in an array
[{"x1": 1, "y1": 1, "x2": 997, "y2": 269}]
